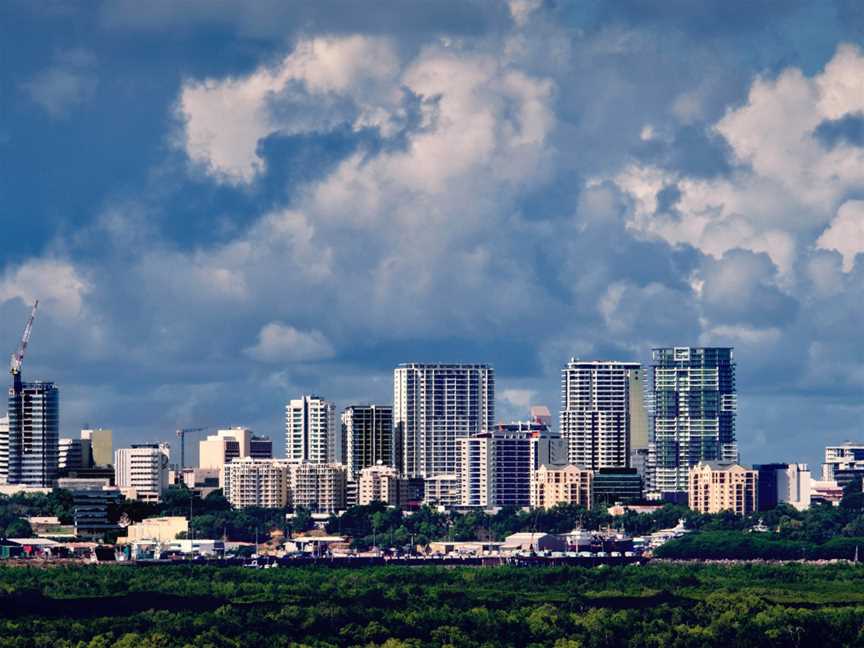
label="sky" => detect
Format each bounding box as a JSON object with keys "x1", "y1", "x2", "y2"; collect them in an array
[{"x1": 1, "y1": 0, "x2": 863, "y2": 469}]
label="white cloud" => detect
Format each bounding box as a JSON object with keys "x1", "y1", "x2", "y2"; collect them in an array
[
  {"x1": 0, "y1": 259, "x2": 90, "y2": 318},
  {"x1": 177, "y1": 35, "x2": 400, "y2": 182},
  {"x1": 244, "y1": 322, "x2": 335, "y2": 363},
  {"x1": 24, "y1": 49, "x2": 97, "y2": 118},
  {"x1": 500, "y1": 388, "x2": 536, "y2": 409},
  {"x1": 817, "y1": 200, "x2": 864, "y2": 272}
]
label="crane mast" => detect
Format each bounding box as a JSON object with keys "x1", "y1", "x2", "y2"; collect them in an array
[{"x1": 9, "y1": 300, "x2": 38, "y2": 393}]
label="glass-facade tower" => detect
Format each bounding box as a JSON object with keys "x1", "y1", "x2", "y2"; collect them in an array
[
  {"x1": 650, "y1": 347, "x2": 737, "y2": 495},
  {"x1": 6, "y1": 381, "x2": 59, "y2": 487}
]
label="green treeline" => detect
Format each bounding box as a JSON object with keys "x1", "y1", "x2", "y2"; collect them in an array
[{"x1": 3, "y1": 563, "x2": 864, "y2": 647}]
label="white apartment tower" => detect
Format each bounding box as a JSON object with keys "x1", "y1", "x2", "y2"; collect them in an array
[
  {"x1": 285, "y1": 396, "x2": 339, "y2": 464},
  {"x1": 114, "y1": 444, "x2": 170, "y2": 503},
  {"x1": 560, "y1": 360, "x2": 643, "y2": 471},
  {"x1": 394, "y1": 363, "x2": 494, "y2": 479}
]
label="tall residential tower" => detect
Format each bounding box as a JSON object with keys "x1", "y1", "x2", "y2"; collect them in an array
[
  {"x1": 650, "y1": 347, "x2": 737, "y2": 496},
  {"x1": 285, "y1": 395, "x2": 339, "y2": 464},
  {"x1": 394, "y1": 363, "x2": 494, "y2": 479}
]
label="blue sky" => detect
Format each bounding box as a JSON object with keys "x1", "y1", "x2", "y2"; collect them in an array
[{"x1": 2, "y1": 1, "x2": 863, "y2": 469}]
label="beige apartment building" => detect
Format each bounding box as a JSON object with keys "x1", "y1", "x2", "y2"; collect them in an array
[
  {"x1": 358, "y1": 463, "x2": 407, "y2": 506},
  {"x1": 688, "y1": 461, "x2": 758, "y2": 515},
  {"x1": 223, "y1": 458, "x2": 292, "y2": 508},
  {"x1": 530, "y1": 464, "x2": 593, "y2": 509},
  {"x1": 290, "y1": 463, "x2": 346, "y2": 513}
]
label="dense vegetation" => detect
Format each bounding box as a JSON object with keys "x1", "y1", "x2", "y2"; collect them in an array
[{"x1": 2, "y1": 563, "x2": 864, "y2": 647}]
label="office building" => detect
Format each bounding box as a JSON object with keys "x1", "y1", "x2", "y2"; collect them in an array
[
  {"x1": 592, "y1": 468, "x2": 643, "y2": 506},
  {"x1": 560, "y1": 360, "x2": 644, "y2": 471},
  {"x1": 394, "y1": 363, "x2": 494, "y2": 480},
  {"x1": 223, "y1": 458, "x2": 291, "y2": 509},
  {"x1": 342, "y1": 405, "x2": 394, "y2": 480},
  {"x1": 58, "y1": 437, "x2": 89, "y2": 473},
  {"x1": 250, "y1": 435, "x2": 273, "y2": 459},
  {"x1": 688, "y1": 461, "x2": 757, "y2": 515},
  {"x1": 290, "y1": 462, "x2": 346, "y2": 513},
  {"x1": 285, "y1": 396, "x2": 339, "y2": 464},
  {"x1": 530, "y1": 464, "x2": 593, "y2": 509},
  {"x1": 56, "y1": 477, "x2": 121, "y2": 538},
  {"x1": 754, "y1": 463, "x2": 811, "y2": 511},
  {"x1": 823, "y1": 443, "x2": 864, "y2": 480},
  {"x1": 80, "y1": 428, "x2": 113, "y2": 467},
  {"x1": 650, "y1": 347, "x2": 738, "y2": 496},
  {"x1": 458, "y1": 423, "x2": 566, "y2": 507},
  {"x1": 114, "y1": 444, "x2": 170, "y2": 503},
  {"x1": 6, "y1": 381, "x2": 59, "y2": 487},
  {"x1": 358, "y1": 463, "x2": 407, "y2": 506}
]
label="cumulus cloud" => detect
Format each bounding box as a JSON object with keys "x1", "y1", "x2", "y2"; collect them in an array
[
  {"x1": 0, "y1": 259, "x2": 89, "y2": 318},
  {"x1": 817, "y1": 200, "x2": 864, "y2": 272},
  {"x1": 244, "y1": 323, "x2": 335, "y2": 363}
]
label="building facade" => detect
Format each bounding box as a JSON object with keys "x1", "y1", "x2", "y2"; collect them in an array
[
  {"x1": 688, "y1": 461, "x2": 757, "y2": 515},
  {"x1": 6, "y1": 381, "x2": 59, "y2": 487},
  {"x1": 250, "y1": 436, "x2": 273, "y2": 459},
  {"x1": 114, "y1": 444, "x2": 170, "y2": 503},
  {"x1": 290, "y1": 463, "x2": 346, "y2": 513},
  {"x1": 342, "y1": 405, "x2": 394, "y2": 480},
  {"x1": 394, "y1": 363, "x2": 494, "y2": 480},
  {"x1": 560, "y1": 360, "x2": 644, "y2": 471},
  {"x1": 823, "y1": 443, "x2": 864, "y2": 480},
  {"x1": 0, "y1": 416, "x2": 7, "y2": 483},
  {"x1": 754, "y1": 463, "x2": 811, "y2": 511},
  {"x1": 650, "y1": 347, "x2": 738, "y2": 495},
  {"x1": 358, "y1": 463, "x2": 407, "y2": 506},
  {"x1": 285, "y1": 396, "x2": 339, "y2": 464},
  {"x1": 458, "y1": 424, "x2": 566, "y2": 508},
  {"x1": 592, "y1": 468, "x2": 643, "y2": 506},
  {"x1": 222, "y1": 458, "x2": 291, "y2": 508},
  {"x1": 80, "y1": 428, "x2": 113, "y2": 467},
  {"x1": 530, "y1": 464, "x2": 593, "y2": 509}
]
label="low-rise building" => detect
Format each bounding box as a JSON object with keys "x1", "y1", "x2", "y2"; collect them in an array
[
  {"x1": 501, "y1": 532, "x2": 566, "y2": 553},
  {"x1": 810, "y1": 479, "x2": 843, "y2": 506},
  {"x1": 530, "y1": 464, "x2": 592, "y2": 509},
  {"x1": 754, "y1": 463, "x2": 811, "y2": 511},
  {"x1": 114, "y1": 444, "x2": 170, "y2": 503},
  {"x1": 56, "y1": 477, "x2": 121, "y2": 538},
  {"x1": 358, "y1": 463, "x2": 407, "y2": 506},
  {"x1": 688, "y1": 461, "x2": 758, "y2": 515},
  {"x1": 123, "y1": 516, "x2": 189, "y2": 543},
  {"x1": 592, "y1": 468, "x2": 642, "y2": 506},
  {"x1": 423, "y1": 474, "x2": 461, "y2": 507}
]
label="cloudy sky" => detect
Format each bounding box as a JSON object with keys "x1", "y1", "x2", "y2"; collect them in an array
[{"x1": 3, "y1": 1, "x2": 863, "y2": 467}]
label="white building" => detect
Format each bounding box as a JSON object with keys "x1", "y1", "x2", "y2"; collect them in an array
[
  {"x1": 286, "y1": 396, "x2": 339, "y2": 464},
  {"x1": 223, "y1": 458, "x2": 291, "y2": 509},
  {"x1": 200, "y1": 427, "x2": 253, "y2": 471},
  {"x1": 290, "y1": 463, "x2": 346, "y2": 513},
  {"x1": 342, "y1": 405, "x2": 394, "y2": 480},
  {"x1": 755, "y1": 463, "x2": 811, "y2": 511},
  {"x1": 114, "y1": 444, "x2": 170, "y2": 503},
  {"x1": 823, "y1": 442, "x2": 864, "y2": 480},
  {"x1": 394, "y1": 363, "x2": 494, "y2": 480},
  {"x1": 358, "y1": 463, "x2": 406, "y2": 506},
  {"x1": 458, "y1": 423, "x2": 566, "y2": 508},
  {"x1": 560, "y1": 360, "x2": 644, "y2": 471},
  {"x1": 0, "y1": 416, "x2": 8, "y2": 483}
]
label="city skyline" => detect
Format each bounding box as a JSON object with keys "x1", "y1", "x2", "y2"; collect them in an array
[{"x1": 3, "y1": 2, "x2": 863, "y2": 476}]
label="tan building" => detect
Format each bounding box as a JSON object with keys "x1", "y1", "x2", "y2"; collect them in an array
[
  {"x1": 123, "y1": 516, "x2": 189, "y2": 543},
  {"x1": 688, "y1": 461, "x2": 758, "y2": 515},
  {"x1": 200, "y1": 427, "x2": 253, "y2": 472},
  {"x1": 223, "y1": 458, "x2": 292, "y2": 508},
  {"x1": 358, "y1": 463, "x2": 407, "y2": 506},
  {"x1": 530, "y1": 464, "x2": 592, "y2": 509},
  {"x1": 290, "y1": 463, "x2": 346, "y2": 513},
  {"x1": 81, "y1": 428, "x2": 113, "y2": 467}
]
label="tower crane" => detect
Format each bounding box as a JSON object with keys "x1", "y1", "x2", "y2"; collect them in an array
[
  {"x1": 176, "y1": 426, "x2": 210, "y2": 469},
  {"x1": 9, "y1": 300, "x2": 38, "y2": 393}
]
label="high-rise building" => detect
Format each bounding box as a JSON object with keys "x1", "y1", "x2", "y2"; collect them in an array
[
  {"x1": 560, "y1": 360, "x2": 644, "y2": 471},
  {"x1": 688, "y1": 461, "x2": 757, "y2": 515},
  {"x1": 822, "y1": 443, "x2": 864, "y2": 480},
  {"x1": 6, "y1": 381, "x2": 59, "y2": 487},
  {"x1": 650, "y1": 347, "x2": 738, "y2": 496},
  {"x1": 223, "y1": 458, "x2": 291, "y2": 509},
  {"x1": 458, "y1": 422, "x2": 566, "y2": 508},
  {"x1": 290, "y1": 463, "x2": 346, "y2": 513},
  {"x1": 59, "y1": 437, "x2": 89, "y2": 473},
  {"x1": 114, "y1": 444, "x2": 170, "y2": 503},
  {"x1": 285, "y1": 396, "x2": 338, "y2": 464},
  {"x1": 530, "y1": 464, "x2": 593, "y2": 509},
  {"x1": 394, "y1": 363, "x2": 494, "y2": 479},
  {"x1": 342, "y1": 405, "x2": 393, "y2": 480},
  {"x1": 80, "y1": 428, "x2": 112, "y2": 467},
  {"x1": 358, "y1": 463, "x2": 407, "y2": 506},
  {"x1": 754, "y1": 463, "x2": 811, "y2": 511}
]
